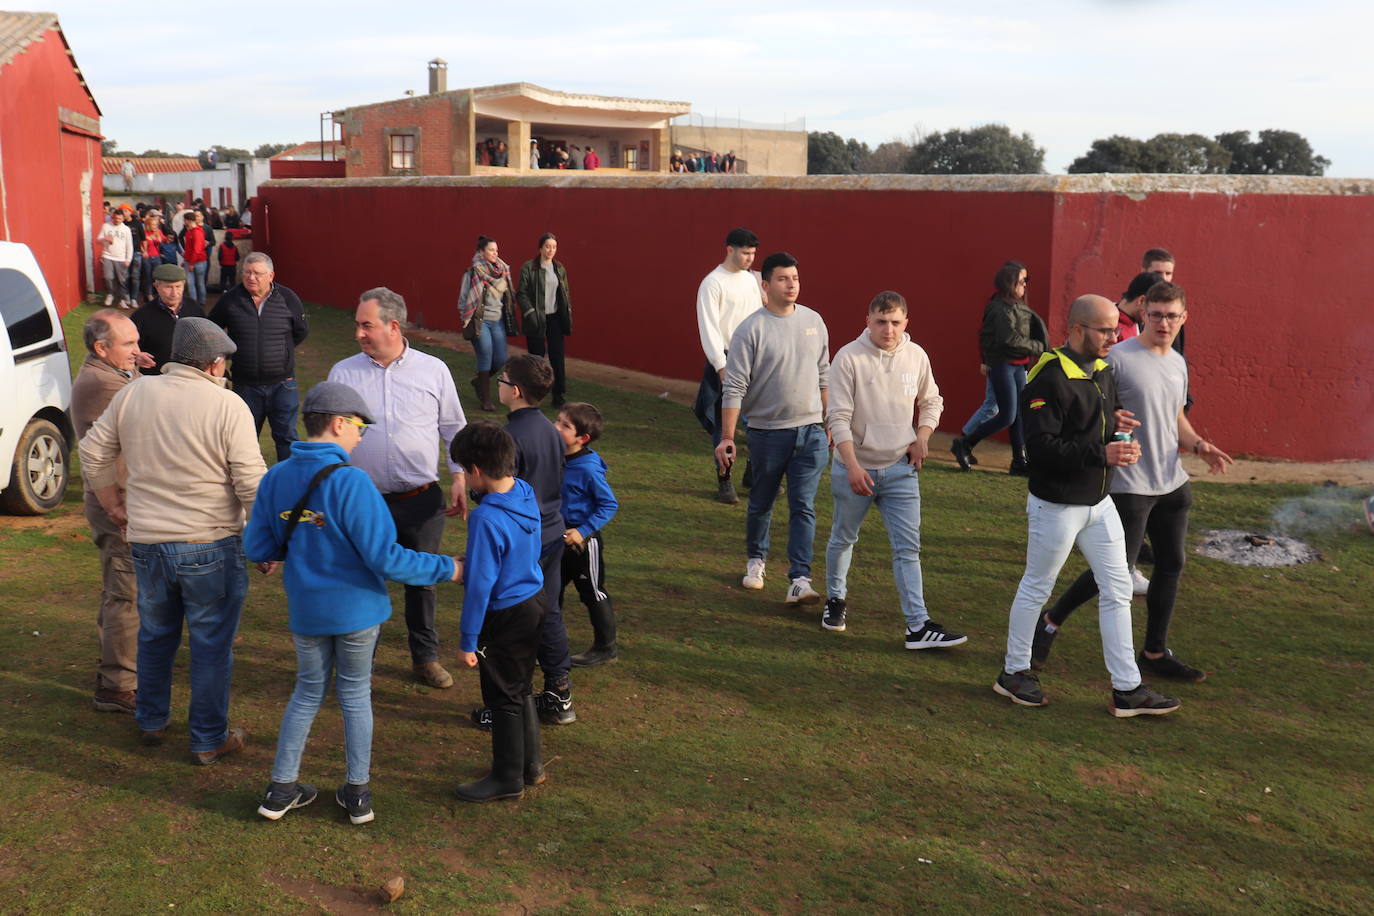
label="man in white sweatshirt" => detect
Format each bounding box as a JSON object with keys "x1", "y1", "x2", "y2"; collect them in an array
[
  {"x1": 693, "y1": 227, "x2": 762, "y2": 504},
  {"x1": 822, "y1": 291, "x2": 968, "y2": 650}
]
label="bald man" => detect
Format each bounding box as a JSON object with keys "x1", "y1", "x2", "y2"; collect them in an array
[{"x1": 992, "y1": 295, "x2": 1180, "y2": 718}]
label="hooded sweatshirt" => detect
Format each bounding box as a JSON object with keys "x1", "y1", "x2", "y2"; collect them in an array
[
  {"x1": 562, "y1": 448, "x2": 618, "y2": 538},
  {"x1": 826, "y1": 328, "x2": 944, "y2": 470},
  {"x1": 243, "y1": 440, "x2": 456, "y2": 636},
  {"x1": 460, "y1": 477, "x2": 544, "y2": 651}
]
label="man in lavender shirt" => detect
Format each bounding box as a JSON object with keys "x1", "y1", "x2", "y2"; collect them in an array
[{"x1": 328, "y1": 287, "x2": 468, "y2": 689}]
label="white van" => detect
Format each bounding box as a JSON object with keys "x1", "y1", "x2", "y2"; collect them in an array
[{"x1": 0, "y1": 241, "x2": 74, "y2": 514}]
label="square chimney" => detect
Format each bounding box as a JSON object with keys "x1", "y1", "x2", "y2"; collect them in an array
[{"x1": 428, "y1": 58, "x2": 447, "y2": 94}]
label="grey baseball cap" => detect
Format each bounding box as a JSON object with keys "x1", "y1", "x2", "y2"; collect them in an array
[
  {"x1": 170, "y1": 317, "x2": 236, "y2": 366},
  {"x1": 302, "y1": 381, "x2": 374, "y2": 425}
]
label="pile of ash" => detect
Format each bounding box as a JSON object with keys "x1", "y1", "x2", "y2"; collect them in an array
[{"x1": 1195, "y1": 529, "x2": 1320, "y2": 567}]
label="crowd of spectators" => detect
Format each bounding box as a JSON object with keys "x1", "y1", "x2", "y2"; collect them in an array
[
  {"x1": 97, "y1": 199, "x2": 252, "y2": 308},
  {"x1": 670, "y1": 149, "x2": 739, "y2": 173}
]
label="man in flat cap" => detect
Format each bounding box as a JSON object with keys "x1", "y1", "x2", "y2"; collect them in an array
[
  {"x1": 130, "y1": 263, "x2": 205, "y2": 375},
  {"x1": 81, "y1": 317, "x2": 267, "y2": 765}
]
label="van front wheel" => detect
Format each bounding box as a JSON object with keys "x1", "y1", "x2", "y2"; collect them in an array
[{"x1": 1, "y1": 419, "x2": 70, "y2": 515}]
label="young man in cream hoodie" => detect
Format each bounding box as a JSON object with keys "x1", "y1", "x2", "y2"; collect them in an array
[{"x1": 822, "y1": 292, "x2": 968, "y2": 649}]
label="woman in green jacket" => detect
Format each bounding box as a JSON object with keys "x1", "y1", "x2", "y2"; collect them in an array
[{"x1": 517, "y1": 233, "x2": 574, "y2": 406}]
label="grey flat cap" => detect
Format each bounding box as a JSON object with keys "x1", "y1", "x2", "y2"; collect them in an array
[
  {"x1": 302, "y1": 381, "x2": 375, "y2": 425},
  {"x1": 170, "y1": 317, "x2": 236, "y2": 366}
]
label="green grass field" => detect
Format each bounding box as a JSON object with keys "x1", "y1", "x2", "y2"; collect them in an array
[{"x1": 0, "y1": 301, "x2": 1369, "y2": 913}]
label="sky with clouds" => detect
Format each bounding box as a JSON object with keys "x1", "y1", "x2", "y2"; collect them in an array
[{"x1": 53, "y1": 0, "x2": 1374, "y2": 176}]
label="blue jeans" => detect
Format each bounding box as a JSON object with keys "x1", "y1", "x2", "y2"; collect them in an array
[
  {"x1": 139, "y1": 255, "x2": 161, "y2": 301},
  {"x1": 235, "y1": 378, "x2": 299, "y2": 463},
  {"x1": 826, "y1": 455, "x2": 928, "y2": 630},
  {"x1": 131, "y1": 536, "x2": 247, "y2": 752},
  {"x1": 962, "y1": 378, "x2": 999, "y2": 436},
  {"x1": 745, "y1": 424, "x2": 827, "y2": 580},
  {"x1": 186, "y1": 260, "x2": 208, "y2": 303},
  {"x1": 966, "y1": 362, "x2": 1027, "y2": 452},
  {"x1": 271, "y1": 625, "x2": 381, "y2": 785},
  {"x1": 472, "y1": 319, "x2": 508, "y2": 372},
  {"x1": 127, "y1": 251, "x2": 143, "y2": 302}
]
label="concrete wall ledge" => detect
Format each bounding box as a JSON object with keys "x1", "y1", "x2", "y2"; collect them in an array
[{"x1": 261, "y1": 172, "x2": 1374, "y2": 195}]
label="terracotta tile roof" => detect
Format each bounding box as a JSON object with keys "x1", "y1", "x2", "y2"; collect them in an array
[
  {"x1": 0, "y1": 12, "x2": 100, "y2": 115},
  {"x1": 102, "y1": 157, "x2": 204, "y2": 175},
  {"x1": 270, "y1": 141, "x2": 344, "y2": 160}
]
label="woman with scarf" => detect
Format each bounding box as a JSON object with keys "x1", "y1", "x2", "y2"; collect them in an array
[
  {"x1": 458, "y1": 236, "x2": 518, "y2": 411},
  {"x1": 950, "y1": 260, "x2": 1047, "y2": 476}
]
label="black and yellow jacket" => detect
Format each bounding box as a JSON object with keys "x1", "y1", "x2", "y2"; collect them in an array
[{"x1": 1021, "y1": 347, "x2": 1120, "y2": 506}]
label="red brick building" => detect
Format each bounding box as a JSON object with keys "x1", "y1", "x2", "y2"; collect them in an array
[
  {"x1": 334, "y1": 62, "x2": 689, "y2": 178},
  {"x1": 0, "y1": 12, "x2": 102, "y2": 314}
]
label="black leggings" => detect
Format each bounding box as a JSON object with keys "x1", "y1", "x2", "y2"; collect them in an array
[{"x1": 1046, "y1": 482, "x2": 1192, "y2": 654}]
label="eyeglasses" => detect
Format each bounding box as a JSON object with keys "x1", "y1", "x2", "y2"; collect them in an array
[
  {"x1": 1079, "y1": 324, "x2": 1120, "y2": 338},
  {"x1": 1145, "y1": 310, "x2": 1185, "y2": 323},
  {"x1": 341, "y1": 416, "x2": 368, "y2": 436},
  {"x1": 497, "y1": 376, "x2": 515, "y2": 387},
  {"x1": 1016, "y1": 278, "x2": 1029, "y2": 286}
]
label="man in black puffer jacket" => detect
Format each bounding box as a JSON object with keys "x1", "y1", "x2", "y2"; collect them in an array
[{"x1": 209, "y1": 252, "x2": 309, "y2": 462}]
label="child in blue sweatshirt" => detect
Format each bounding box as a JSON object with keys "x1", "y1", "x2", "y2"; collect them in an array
[
  {"x1": 244, "y1": 382, "x2": 459, "y2": 825},
  {"x1": 555, "y1": 402, "x2": 620, "y2": 666},
  {"x1": 450, "y1": 420, "x2": 547, "y2": 802}
]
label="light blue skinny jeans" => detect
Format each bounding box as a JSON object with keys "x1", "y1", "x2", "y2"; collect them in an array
[
  {"x1": 270, "y1": 624, "x2": 381, "y2": 785},
  {"x1": 826, "y1": 455, "x2": 929, "y2": 631}
]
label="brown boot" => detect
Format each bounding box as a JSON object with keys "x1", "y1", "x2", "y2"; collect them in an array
[
  {"x1": 191, "y1": 727, "x2": 247, "y2": 766},
  {"x1": 471, "y1": 371, "x2": 495, "y2": 411}
]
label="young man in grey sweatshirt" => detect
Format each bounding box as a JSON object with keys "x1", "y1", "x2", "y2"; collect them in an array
[
  {"x1": 716, "y1": 252, "x2": 829, "y2": 605},
  {"x1": 823, "y1": 291, "x2": 967, "y2": 649}
]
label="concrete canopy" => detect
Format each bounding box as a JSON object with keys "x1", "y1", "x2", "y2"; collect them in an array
[{"x1": 470, "y1": 82, "x2": 689, "y2": 130}]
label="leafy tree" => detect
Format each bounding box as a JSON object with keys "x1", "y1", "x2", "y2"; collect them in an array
[
  {"x1": 1226, "y1": 129, "x2": 1331, "y2": 176},
  {"x1": 807, "y1": 131, "x2": 869, "y2": 174},
  {"x1": 1214, "y1": 131, "x2": 1261, "y2": 173},
  {"x1": 101, "y1": 139, "x2": 121, "y2": 157},
  {"x1": 1140, "y1": 133, "x2": 1231, "y2": 174},
  {"x1": 254, "y1": 142, "x2": 296, "y2": 158},
  {"x1": 903, "y1": 124, "x2": 1044, "y2": 175},
  {"x1": 1067, "y1": 135, "x2": 1146, "y2": 173},
  {"x1": 138, "y1": 149, "x2": 184, "y2": 158}
]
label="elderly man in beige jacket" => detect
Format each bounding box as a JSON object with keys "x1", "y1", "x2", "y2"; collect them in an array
[
  {"x1": 821, "y1": 291, "x2": 968, "y2": 650},
  {"x1": 81, "y1": 318, "x2": 267, "y2": 765}
]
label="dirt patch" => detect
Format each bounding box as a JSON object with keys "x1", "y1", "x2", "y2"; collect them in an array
[
  {"x1": 1075, "y1": 764, "x2": 1156, "y2": 797},
  {"x1": 264, "y1": 871, "x2": 384, "y2": 913}
]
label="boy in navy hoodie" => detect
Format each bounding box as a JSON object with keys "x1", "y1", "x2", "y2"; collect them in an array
[
  {"x1": 470, "y1": 354, "x2": 577, "y2": 727},
  {"x1": 450, "y1": 421, "x2": 546, "y2": 802},
  {"x1": 245, "y1": 382, "x2": 460, "y2": 824},
  {"x1": 555, "y1": 402, "x2": 620, "y2": 666}
]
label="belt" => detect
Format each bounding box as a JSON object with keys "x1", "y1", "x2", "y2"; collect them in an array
[{"x1": 384, "y1": 481, "x2": 435, "y2": 501}]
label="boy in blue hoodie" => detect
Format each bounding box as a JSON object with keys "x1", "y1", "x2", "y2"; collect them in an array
[
  {"x1": 245, "y1": 381, "x2": 460, "y2": 825},
  {"x1": 450, "y1": 420, "x2": 547, "y2": 802},
  {"x1": 555, "y1": 402, "x2": 620, "y2": 666}
]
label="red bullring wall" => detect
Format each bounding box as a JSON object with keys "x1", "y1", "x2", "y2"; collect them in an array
[{"x1": 257, "y1": 174, "x2": 1374, "y2": 462}]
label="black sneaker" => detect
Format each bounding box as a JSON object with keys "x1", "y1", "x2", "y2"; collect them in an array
[
  {"x1": 1137, "y1": 649, "x2": 1206, "y2": 683},
  {"x1": 470, "y1": 706, "x2": 493, "y2": 732},
  {"x1": 257, "y1": 781, "x2": 317, "y2": 821},
  {"x1": 904, "y1": 621, "x2": 968, "y2": 650},
  {"x1": 993, "y1": 669, "x2": 1049, "y2": 707},
  {"x1": 1110, "y1": 684, "x2": 1181, "y2": 718},
  {"x1": 821, "y1": 597, "x2": 847, "y2": 632},
  {"x1": 336, "y1": 783, "x2": 375, "y2": 824},
  {"x1": 538, "y1": 684, "x2": 576, "y2": 726},
  {"x1": 1030, "y1": 615, "x2": 1058, "y2": 670}
]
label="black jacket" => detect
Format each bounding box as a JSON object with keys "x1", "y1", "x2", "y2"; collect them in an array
[
  {"x1": 208, "y1": 283, "x2": 308, "y2": 385},
  {"x1": 516, "y1": 258, "x2": 573, "y2": 338},
  {"x1": 130, "y1": 298, "x2": 206, "y2": 375},
  {"x1": 1022, "y1": 347, "x2": 1121, "y2": 506},
  {"x1": 504, "y1": 407, "x2": 565, "y2": 547},
  {"x1": 979, "y1": 297, "x2": 1047, "y2": 366}
]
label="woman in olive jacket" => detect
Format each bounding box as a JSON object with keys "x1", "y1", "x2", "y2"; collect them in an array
[
  {"x1": 517, "y1": 233, "x2": 574, "y2": 406},
  {"x1": 951, "y1": 260, "x2": 1047, "y2": 475}
]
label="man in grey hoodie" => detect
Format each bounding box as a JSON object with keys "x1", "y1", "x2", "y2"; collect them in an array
[{"x1": 822, "y1": 291, "x2": 967, "y2": 650}]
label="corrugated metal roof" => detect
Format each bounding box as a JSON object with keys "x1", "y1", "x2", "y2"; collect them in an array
[
  {"x1": 102, "y1": 157, "x2": 204, "y2": 175},
  {"x1": 0, "y1": 11, "x2": 101, "y2": 116}
]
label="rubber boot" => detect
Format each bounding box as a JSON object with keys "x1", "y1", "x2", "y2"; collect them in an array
[
  {"x1": 454, "y1": 705, "x2": 524, "y2": 802},
  {"x1": 471, "y1": 371, "x2": 495, "y2": 411},
  {"x1": 950, "y1": 435, "x2": 978, "y2": 471},
  {"x1": 522, "y1": 694, "x2": 545, "y2": 786},
  {"x1": 1009, "y1": 447, "x2": 1030, "y2": 477},
  {"x1": 570, "y1": 599, "x2": 619, "y2": 667}
]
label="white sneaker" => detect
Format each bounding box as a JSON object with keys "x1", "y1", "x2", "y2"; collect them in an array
[
  {"x1": 742, "y1": 558, "x2": 765, "y2": 590},
  {"x1": 785, "y1": 576, "x2": 821, "y2": 605},
  {"x1": 1131, "y1": 567, "x2": 1150, "y2": 596},
  {"x1": 104, "y1": 293, "x2": 113, "y2": 306}
]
